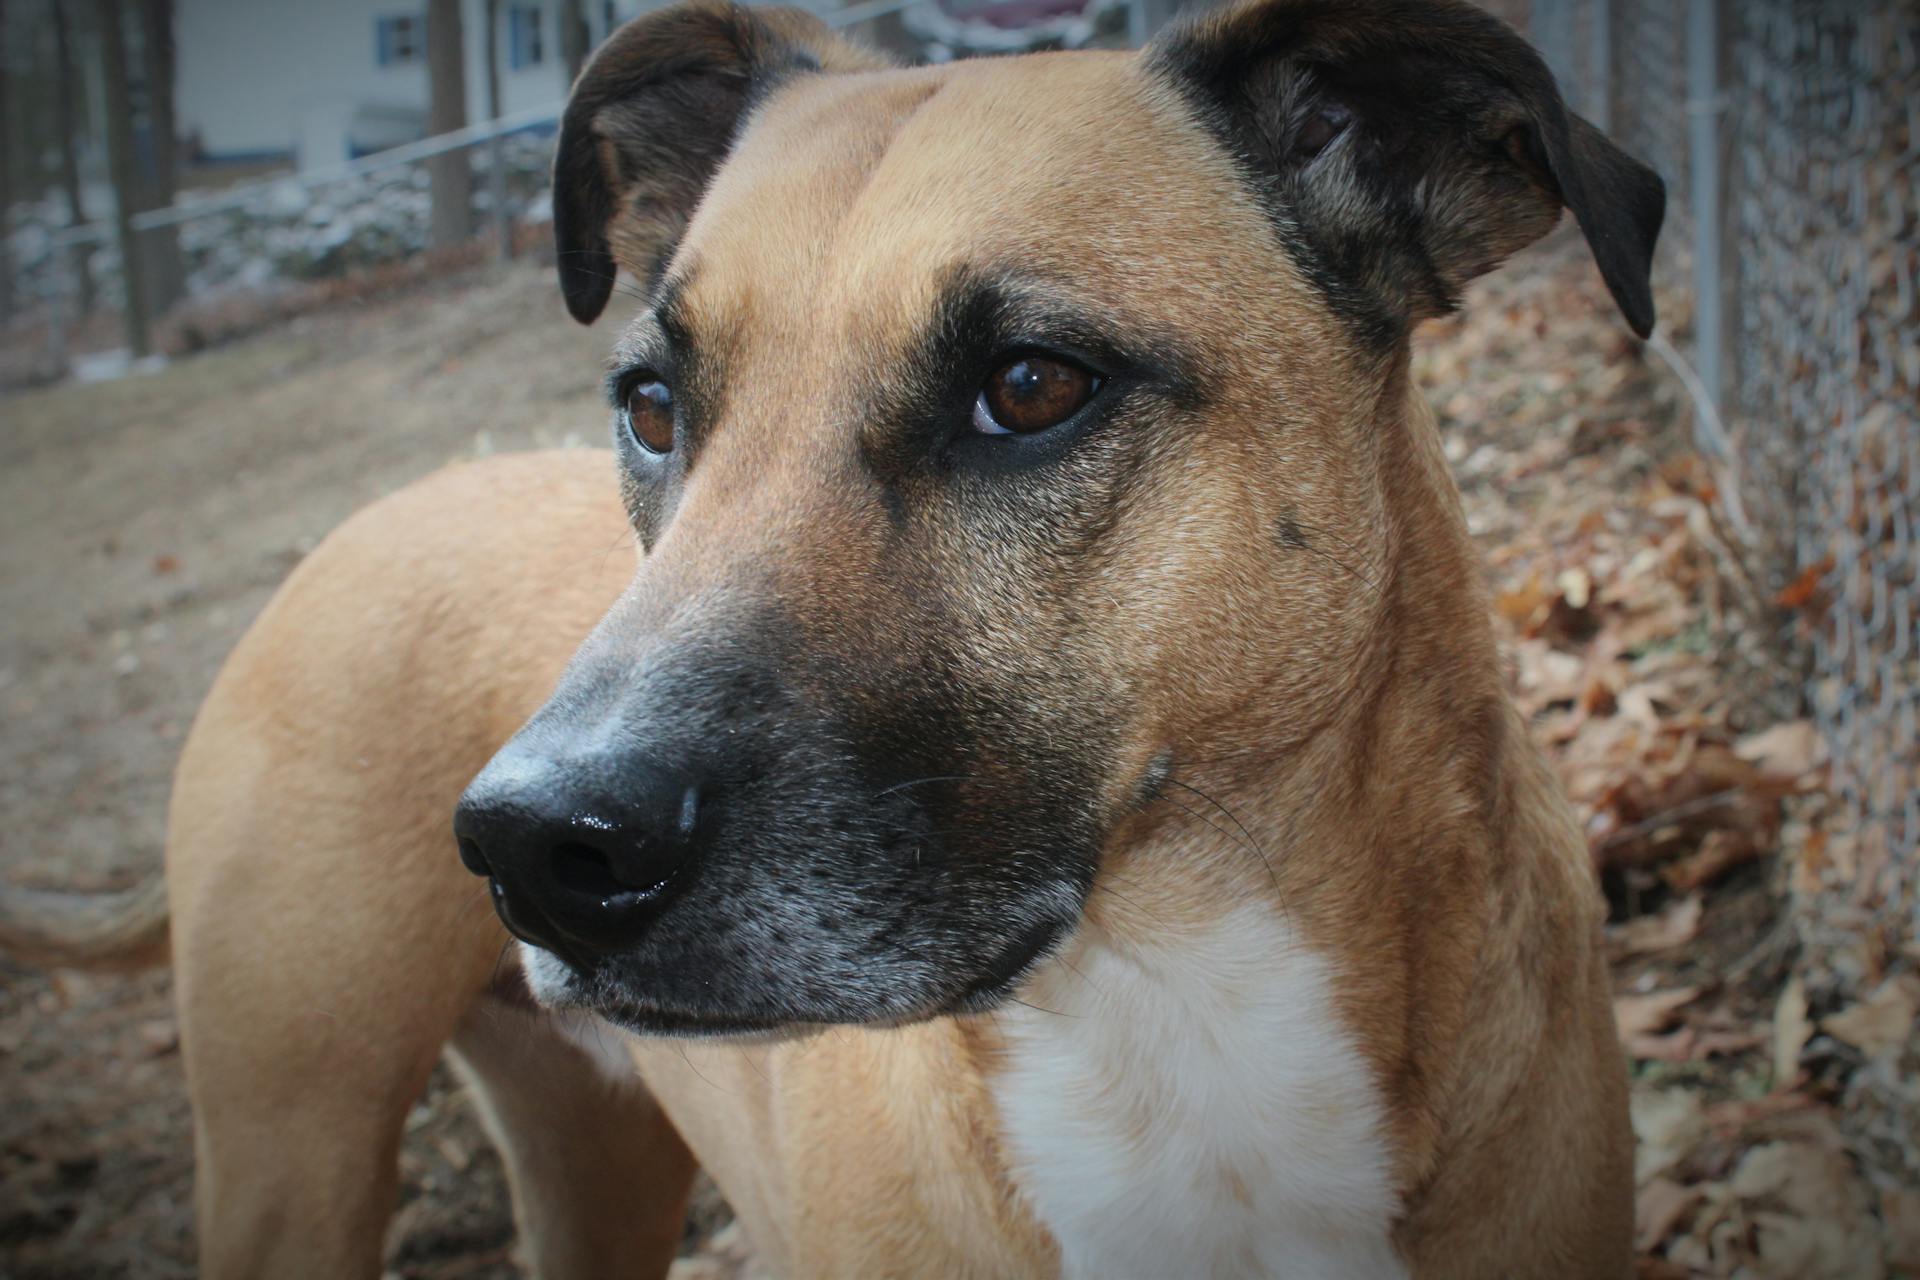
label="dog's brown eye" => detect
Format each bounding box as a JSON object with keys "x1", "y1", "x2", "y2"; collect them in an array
[
  {"x1": 625, "y1": 378, "x2": 675, "y2": 454},
  {"x1": 975, "y1": 355, "x2": 1099, "y2": 435}
]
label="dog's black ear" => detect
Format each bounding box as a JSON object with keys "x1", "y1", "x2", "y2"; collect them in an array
[
  {"x1": 553, "y1": 1, "x2": 888, "y2": 324},
  {"x1": 1146, "y1": 0, "x2": 1664, "y2": 340}
]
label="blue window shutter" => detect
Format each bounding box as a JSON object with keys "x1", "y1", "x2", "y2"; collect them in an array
[{"x1": 509, "y1": 6, "x2": 545, "y2": 70}]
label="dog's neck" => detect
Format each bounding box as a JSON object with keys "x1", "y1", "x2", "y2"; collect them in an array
[{"x1": 983, "y1": 367, "x2": 1512, "y2": 1279}]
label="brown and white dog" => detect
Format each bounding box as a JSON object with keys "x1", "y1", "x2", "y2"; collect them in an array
[{"x1": 3, "y1": 0, "x2": 1664, "y2": 1275}]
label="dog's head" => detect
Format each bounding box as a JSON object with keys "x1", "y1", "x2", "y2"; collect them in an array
[{"x1": 455, "y1": 0, "x2": 1662, "y2": 1036}]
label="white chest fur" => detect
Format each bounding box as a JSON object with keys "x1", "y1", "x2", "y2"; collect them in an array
[{"x1": 991, "y1": 906, "x2": 1408, "y2": 1280}]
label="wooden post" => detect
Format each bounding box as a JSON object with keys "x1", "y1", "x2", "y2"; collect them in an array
[
  {"x1": 52, "y1": 0, "x2": 97, "y2": 316},
  {"x1": 0, "y1": 0, "x2": 14, "y2": 325},
  {"x1": 1686, "y1": 0, "x2": 1724, "y2": 411},
  {"x1": 1588, "y1": 0, "x2": 1612, "y2": 133},
  {"x1": 485, "y1": 0, "x2": 512, "y2": 260},
  {"x1": 558, "y1": 0, "x2": 589, "y2": 88},
  {"x1": 138, "y1": 0, "x2": 185, "y2": 315},
  {"x1": 426, "y1": 0, "x2": 473, "y2": 250},
  {"x1": 95, "y1": 0, "x2": 152, "y2": 357}
]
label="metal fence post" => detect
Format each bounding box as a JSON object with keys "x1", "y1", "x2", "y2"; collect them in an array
[
  {"x1": 485, "y1": 0, "x2": 513, "y2": 260},
  {"x1": 1685, "y1": 0, "x2": 1723, "y2": 414},
  {"x1": 1531, "y1": 0, "x2": 1575, "y2": 97},
  {"x1": 1589, "y1": 0, "x2": 1612, "y2": 132},
  {"x1": 94, "y1": 0, "x2": 153, "y2": 358}
]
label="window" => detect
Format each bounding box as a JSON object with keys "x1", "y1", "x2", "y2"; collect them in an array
[
  {"x1": 375, "y1": 14, "x2": 423, "y2": 67},
  {"x1": 509, "y1": 5, "x2": 545, "y2": 70}
]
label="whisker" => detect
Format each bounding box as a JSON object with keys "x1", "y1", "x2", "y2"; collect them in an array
[
  {"x1": 550, "y1": 254, "x2": 657, "y2": 304},
  {"x1": 736, "y1": 1045, "x2": 772, "y2": 1084},
  {"x1": 488, "y1": 939, "x2": 516, "y2": 989},
  {"x1": 1089, "y1": 878, "x2": 1166, "y2": 929},
  {"x1": 1158, "y1": 789, "x2": 1279, "y2": 899},
  {"x1": 871, "y1": 773, "x2": 979, "y2": 800},
  {"x1": 1166, "y1": 777, "x2": 1281, "y2": 895},
  {"x1": 1008, "y1": 996, "x2": 1079, "y2": 1019},
  {"x1": 1056, "y1": 951, "x2": 1100, "y2": 995},
  {"x1": 595, "y1": 527, "x2": 638, "y2": 574},
  {"x1": 676, "y1": 1043, "x2": 731, "y2": 1093},
  {"x1": 1282, "y1": 518, "x2": 1386, "y2": 595},
  {"x1": 584, "y1": 1015, "x2": 608, "y2": 1055}
]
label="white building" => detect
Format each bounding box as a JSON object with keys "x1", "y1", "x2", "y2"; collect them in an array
[{"x1": 174, "y1": 0, "x2": 654, "y2": 170}]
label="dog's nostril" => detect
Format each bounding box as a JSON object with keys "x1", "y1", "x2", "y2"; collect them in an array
[
  {"x1": 457, "y1": 837, "x2": 490, "y2": 877},
  {"x1": 552, "y1": 842, "x2": 627, "y2": 900}
]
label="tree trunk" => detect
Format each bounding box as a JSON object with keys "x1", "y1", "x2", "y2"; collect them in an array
[
  {"x1": 484, "y1": 0, "x2": 511, "y2": 259},
  {"x1": 95, "y1": 0, "x2": 152, "y2": 356},
  {"x1": 52, "y1": 0, "x2": 97, "y2": 316},
  {"x1": 426, "y1": 0, "x2": 472, "y2": 250},
  {"x1": 557, "y1": 0, "x2": 590, "y2": 88},
  {"x1": 0, "y1": 0, "x2": 14, "y2": 325},
  {"x1": 138, "y1": 0, "x2": 185, "y2": 315}
]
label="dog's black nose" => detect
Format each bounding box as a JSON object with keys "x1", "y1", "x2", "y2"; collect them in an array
[{"x1": 454, "y1": 746, "x2": 702, "y2": 959}]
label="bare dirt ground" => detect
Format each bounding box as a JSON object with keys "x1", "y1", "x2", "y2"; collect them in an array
[
  {"x1": 2, "y1": 239, "x2": 1912, "y2": 1277},
  {"x1": 2, "y1": 260, "x2": 616, "y2": 1278}
]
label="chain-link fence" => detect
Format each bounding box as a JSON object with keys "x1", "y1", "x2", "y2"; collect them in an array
[
  {"x1": 1607, "y1": 0, "x2": 1690, "y2": 228},
  {"x1": 1731, "y1": 4, "x2": 1917, "y2": 972},
  {"x1": 1536, "y1": 0, "x2": 1919, "y2": 984}
]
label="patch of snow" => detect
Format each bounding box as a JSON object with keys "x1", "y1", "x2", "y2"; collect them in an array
[{"x1": 71, "y1": 350, "x2": 170, "y2": 384}]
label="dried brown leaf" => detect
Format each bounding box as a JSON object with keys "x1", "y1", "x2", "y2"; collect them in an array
[
  {"x1": 1703, "y1": 1091, "x2": 1823, "y2": 1136},
  {"x1": 1726, "y1": 1141, "x2": 1883, "y2": 1280},
  {"x1": 1773, "y1": 976, "x2": 1811, "y2": 1089},
  {"x1": 1632, "y1": 1086, "x2": 1706, "y2": 1186},
  {"x1": 1821, "y1": 975, "x2": 1920, "y2": 1060},
  {"x1": 1613, "y1": 895, "x2": 1705, "y2": 955},
  {"x1": 1628, "y1": 1029, "x2": 1701, "y2": 1061},
  {"x1": 1637, "y1": 1176, "x2": 1704, "y2": 1253},
  {"x1": 1663, "y1": 829, "x2": 1763, "y2": 892},
  {"x1": 1617, "y1": 988, "x2": 1701, "y2": 1040},
  {"x1": 1495, "y1": 573, "x2": 1550, "y2": 627},
  {"x1": 1773, "y1": 556, "x2": 1834, "y2": 611},
  {"x1": 1734, "y1": 720, "x2": 1828, "y2": 782},
  {"x1": 1881, "y1": 1186, "x2": 1920, "y2": 1273},
  {"x1": 137, "y1": 1018, "x2": 178, "y2": 1058}
]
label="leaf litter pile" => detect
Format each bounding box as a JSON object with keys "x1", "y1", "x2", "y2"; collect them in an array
[{"x1": 1415, "y1": 233, "x2": 1917, "y2": 1279}]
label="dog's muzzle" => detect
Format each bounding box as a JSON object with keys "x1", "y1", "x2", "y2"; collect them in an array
[
  {"x1": 454, "y1": 740, "x2": 704, "y2": 964},
  {"x1": 445, "y1": 598, "x2": 1105, "y2": 1032}
]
